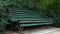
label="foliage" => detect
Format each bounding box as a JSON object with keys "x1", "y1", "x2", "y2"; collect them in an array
[
  {"x1": 0, "y1": 0, "x2": 9, "y2": 34},
  {"x1": 46, "y1": 0, "x2": 60, "y2": 26},
  {"x1": 40, "y1": 0, "x2": 60, "y2": 26}
]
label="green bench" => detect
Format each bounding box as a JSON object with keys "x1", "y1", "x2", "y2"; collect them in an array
[{"x1": 9, "y1": 9, "x2": 54, "y2": 27}]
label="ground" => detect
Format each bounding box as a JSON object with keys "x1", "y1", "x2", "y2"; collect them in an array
[
  {"x1": 23, "y1": 27, "x2": 60, "y2": 34},
  {"x1": 6, "y1": 26, "x2": 60, "y2": 34}
]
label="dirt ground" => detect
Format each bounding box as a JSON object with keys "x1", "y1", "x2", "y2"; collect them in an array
[{"x1": 5, "y1": 26, "x2": 60, "y2": 34}]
